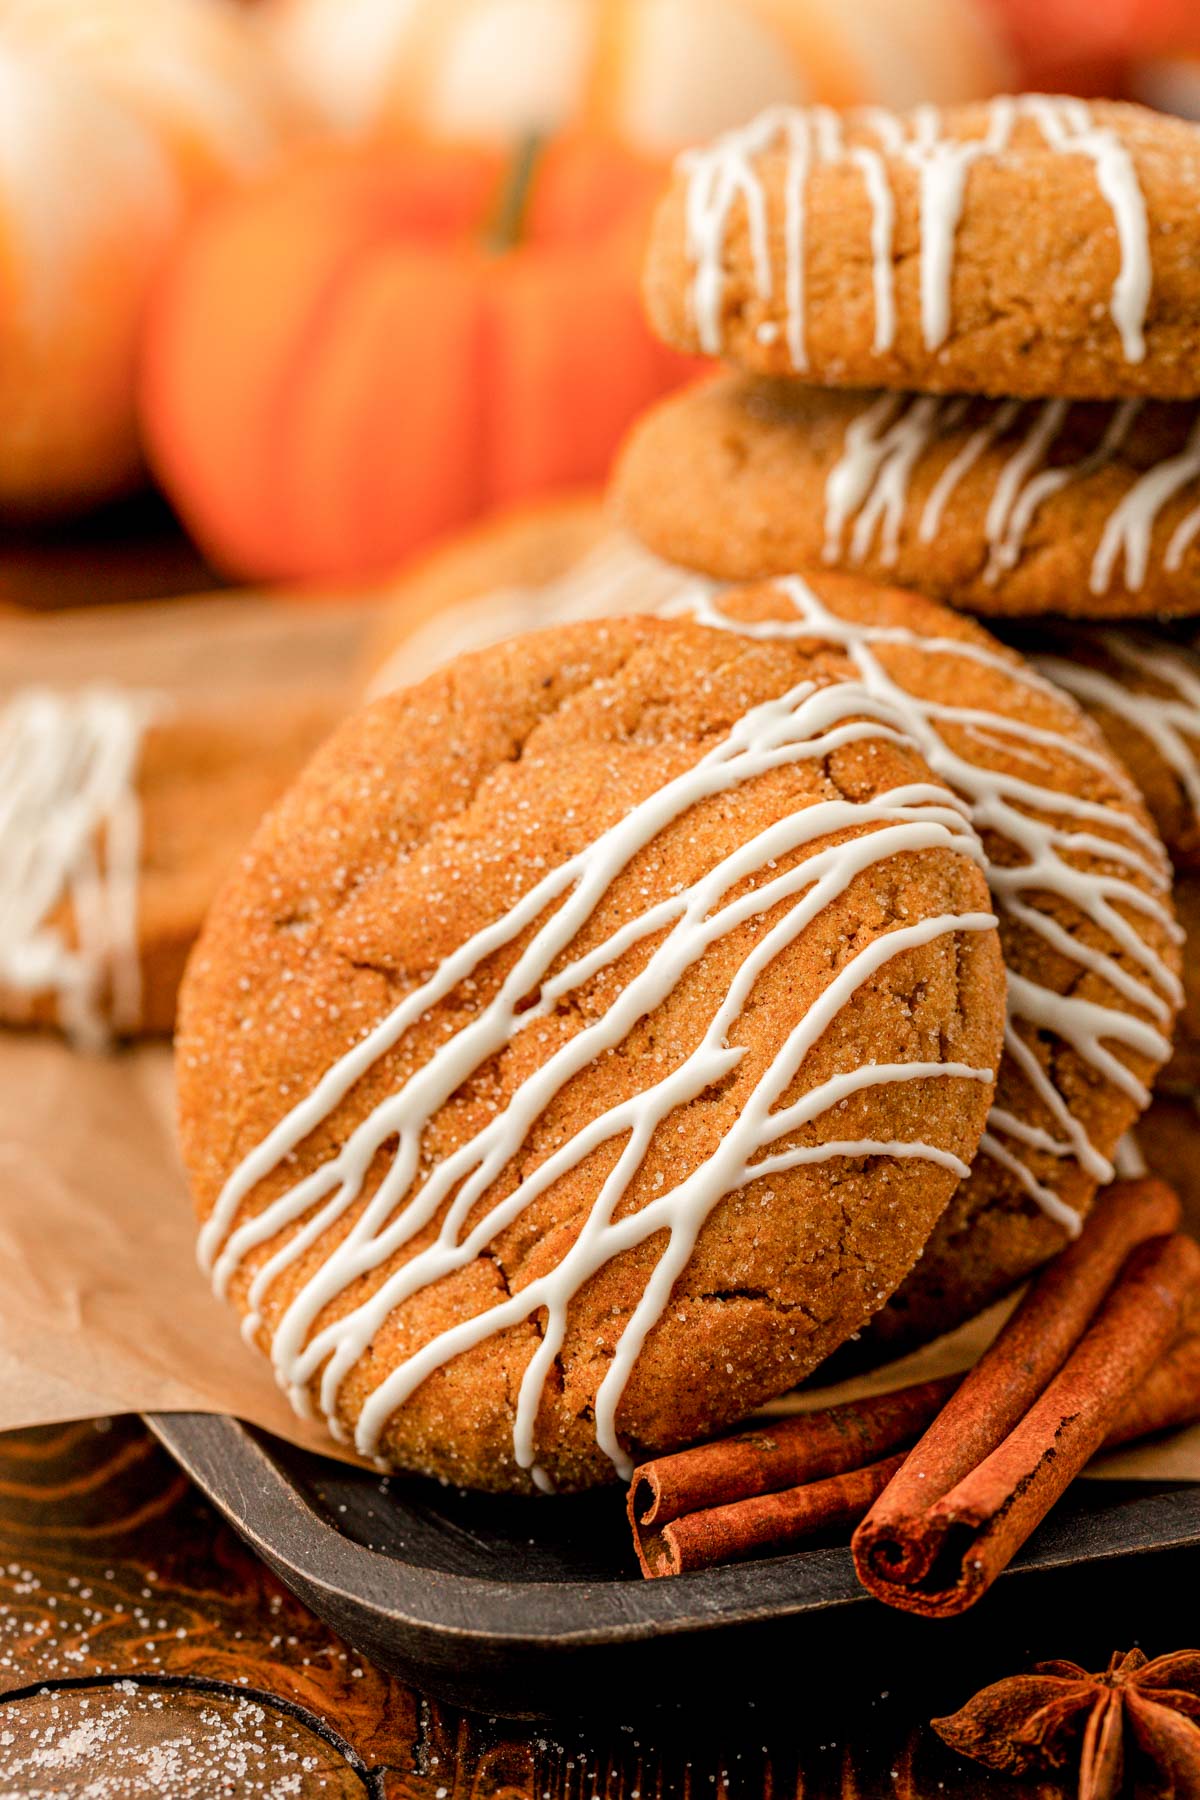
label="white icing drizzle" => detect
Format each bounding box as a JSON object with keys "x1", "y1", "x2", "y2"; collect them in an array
[
  {"x1": 985, "y1": 400, "x2": 1141, "y2": 583},
  {"x1": 1033, "y1": 631, "x2": 1200, "y2": 840},
  {"x1": 368, "y1": 533, "x2": 691, "y2": 699},
  {"x1": 862, "y1": 99, "x2": 1017, "y2": 352},
  {"x1": 200, "y1": 672, "x2": 999, "y2": 1483},
  {"x1": 824, "y1": 396, "x2": 967, "y2": 567},
  {"x1": 0, "y1": 688, "x2": 156, "y2": 1047},
  {"x1": 982, "y1": 400, "x2": 1071, "y2": 578},
  {"x1": 1113, "y1": 1131, "x2": 1149, "y2": 1179},
  {"x1": 848, "y1": 141, "x2": 896, "y2": 355},
  {"x1": 820, "y1": 391, "x2": 1200, "y2": 597},
  {"x1": 1166, "y1": 500, "x2": 1200, "y2": 572},
  {"x1": 1091, "y1": 419, "x2": 1200, "y2": 595},
  {"x1": 684, "y1": 104, "x2": 903, "y2": 365},
  {"x1": 685, "y1": 578, "x2": 1181, "y2": 1236},
  {"x1": 680, "y1": 95, "x2": 1153, "y2": 368},
  {"x1": 1018, "y1": 95, "x2": 1151, "y2": 363},
  {"x1": 918, "y1": 400, "x2": 1023, "y2": 546}
]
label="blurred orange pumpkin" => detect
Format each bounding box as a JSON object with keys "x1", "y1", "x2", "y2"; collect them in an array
[
  {"x1": 0, "y1": 0, "x2": 301, "y2": 514},
  {"x1": 139, "y1": 135, "x2": 702, "y2": 585},
  {"x1": 262, "y1": 0, "x2": 1008, "y2": 153},
  {"x1": 988, "y1": 0, "x2": 1200, "y2": 91}
]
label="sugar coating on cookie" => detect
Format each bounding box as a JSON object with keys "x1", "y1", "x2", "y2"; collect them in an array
[
  {"x1": 0, "y1": 688, "x2": 339, "y2": 1043},
  {"x1": 179, "y1": 615, "x2": 1006, "y2": 1492},
  {"x1": 645, "y1": 98, "x2": 1200, "y2": 400},
  {"x1": 614, "y1": 374, "x2": 1200, "y2": 619},
  {"x1": 671, "y1": 577, "x2": 1181, "y2": 1353}
]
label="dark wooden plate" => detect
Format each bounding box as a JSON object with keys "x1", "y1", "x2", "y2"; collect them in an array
[{"x1": 147, "y1": 1412, "x2": 1200, "y2": 1719}]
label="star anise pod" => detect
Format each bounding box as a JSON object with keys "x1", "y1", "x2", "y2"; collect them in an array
[{"x1": 932, "y1": 1648, "x2": 1200, "y2": 1799}]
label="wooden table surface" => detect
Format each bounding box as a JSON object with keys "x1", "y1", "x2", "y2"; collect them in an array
[{"x1": 0, "y1": 1415, "x2": 1193, "y2": 1800}]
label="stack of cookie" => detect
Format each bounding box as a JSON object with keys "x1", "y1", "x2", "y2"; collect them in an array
[
  {"x1": 176, "y1": 96, "x2": 1200, "y2": 1492},
  {"x1": 611, "y1": 94, "x2": 1200, "y2": 1349}
]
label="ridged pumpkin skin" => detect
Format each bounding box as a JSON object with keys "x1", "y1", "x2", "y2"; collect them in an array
[
  {"x1": 138, "y1": 137, "x2": 701, "y2": 584},
  {"x1": 0, "y1": 0, "x2": 299, "y2": 514}
]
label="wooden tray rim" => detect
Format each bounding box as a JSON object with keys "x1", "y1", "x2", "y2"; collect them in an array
[{"x1": 146, "y1": 1411, "x2": 1200, "y2": 1652}]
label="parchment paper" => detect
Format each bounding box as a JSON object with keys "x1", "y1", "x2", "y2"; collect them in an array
[
  {"x1": 0, "y1": 1025, "x2": 1192, "y2": 1481},
  {"x1": 1, "y1": 591, "x2": 1197, "y2": 1485}
]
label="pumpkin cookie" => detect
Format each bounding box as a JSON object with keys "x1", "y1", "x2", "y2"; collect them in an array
[
  {"x1": 1013, "y1": 628, "x2": 1200, "y2": 1092},
  {"x1": 178, "y1": 612, "x2": 1005, "y2": 1493},
  {"x1": 0, "y1": 688, "x2": 340, "y2": 1044},
  {"x1": 1024, "y1": 628, "x2": 1200, "y2": 869},
  {"x1": 614, "y1": 374, "x2": 1200, "y2": 620},
  {"x1": 366, "y1": 493, "x2": 691, "y2": 697},
  {"x1": 664, "y1": 576, "x2": 1181, "y2": 1358},
  {"x1": 645, "y1": 98, "x2": 1200, "y2": 401}
]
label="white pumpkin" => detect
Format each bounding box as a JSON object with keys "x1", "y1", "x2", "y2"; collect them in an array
[
  {"x1": 262, "y1": 0, "x2": 1009, "y2": 152},
  {"x1": 0, "y1": 0, "x2": 303, "y2": 187},
  {"x1": 0, "y1": 0, "x2": 301, "y2": 513}
]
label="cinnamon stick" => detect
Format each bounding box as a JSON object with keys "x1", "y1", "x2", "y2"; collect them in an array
[
  {"x1": 627, "y1": 1180, "x2": 1200, "y2": 1585},
  {"x1": 629, "y1": 1374, "x2": 960, "y2": 1534},
  {"x1": 1104, "y1": 1329, "x2": 1200, "y2": 1449},
  {"x1": 628, "y1": 1322, "x2": 1200, "y2": 1578},
  {"x1": 635, "y1": 1452, "x2": 908, "y2": 1579},
  {"x1": 852, "y1": 1178, "x2": 1180, "y2": 1528},
  {"x1": 853, "y1": 1229, "x2": 1200, "y2": 1618}
]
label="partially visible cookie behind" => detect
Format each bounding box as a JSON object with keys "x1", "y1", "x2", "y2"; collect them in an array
[
  {"x1": 1018, "y1": 627, "x2": 1200, "y2": 1091},
  {"x1": 365, "y1": 493, "x2": 689, "y2": 698},
  {"x1": 1023, "y1": 629, "x2": 1200, "y2": 871},
  {"x1": 0, "y1": 689, "x2": 341, "y2": 1042},
  {"x1": 666, "y1": 576, "x2": 1181, "y2": 1358},
  {"x1": 179, "y1": 613, "x2": 1004, "y2": 1492}
]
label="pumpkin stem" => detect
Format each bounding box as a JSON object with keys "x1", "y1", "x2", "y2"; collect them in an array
[{"x1": 485, "y1": 133, "x2": 544, "y2": 254}]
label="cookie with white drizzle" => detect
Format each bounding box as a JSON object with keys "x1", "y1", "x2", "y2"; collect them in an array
[
  {"x1": 1008, "y1": 626, "x2": 1200, "y2": 1091},
  {"x1": 0, "y1": 688, "x2": 339, "y2": 1045},
  {"x1": 1018, "y1": 627, "x2": 1200, "y2": 867},
  {"x1": 614, "y1": 374, "x2": 1200, "y2": 620},
  {"x1": 368, "y1": 508, "x2": 1190, "y2": 1320},
  {"x1": 672, "y1": 576, "x2": 1181, "y2": 1358},
  {"x1": 645, "y1": 98, "x2": 1200, "y2": 401},
  {"x1": 177, "y1": 612, "x2": 1005, "y2": 1493}
]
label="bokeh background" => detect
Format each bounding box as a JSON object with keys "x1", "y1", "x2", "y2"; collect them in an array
[{"x1": 3, "y1": 0, "x2": 1200, "y2": 611}]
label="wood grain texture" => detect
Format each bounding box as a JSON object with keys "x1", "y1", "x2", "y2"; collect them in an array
[{"x1": 0, "y1": 1416, "x2": 1102, "y2": 1798}]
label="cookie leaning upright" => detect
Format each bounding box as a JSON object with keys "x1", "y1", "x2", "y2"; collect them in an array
[
  {"x1": 178, "y1": 615, "x2": 1005, "y2": 1492},
  {"x1": 0, "y1": 687, "x2": 340, "y2": 1044},
  {"x1": 643, "y1": 99, "x2": 1200, "y2": 402}
]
